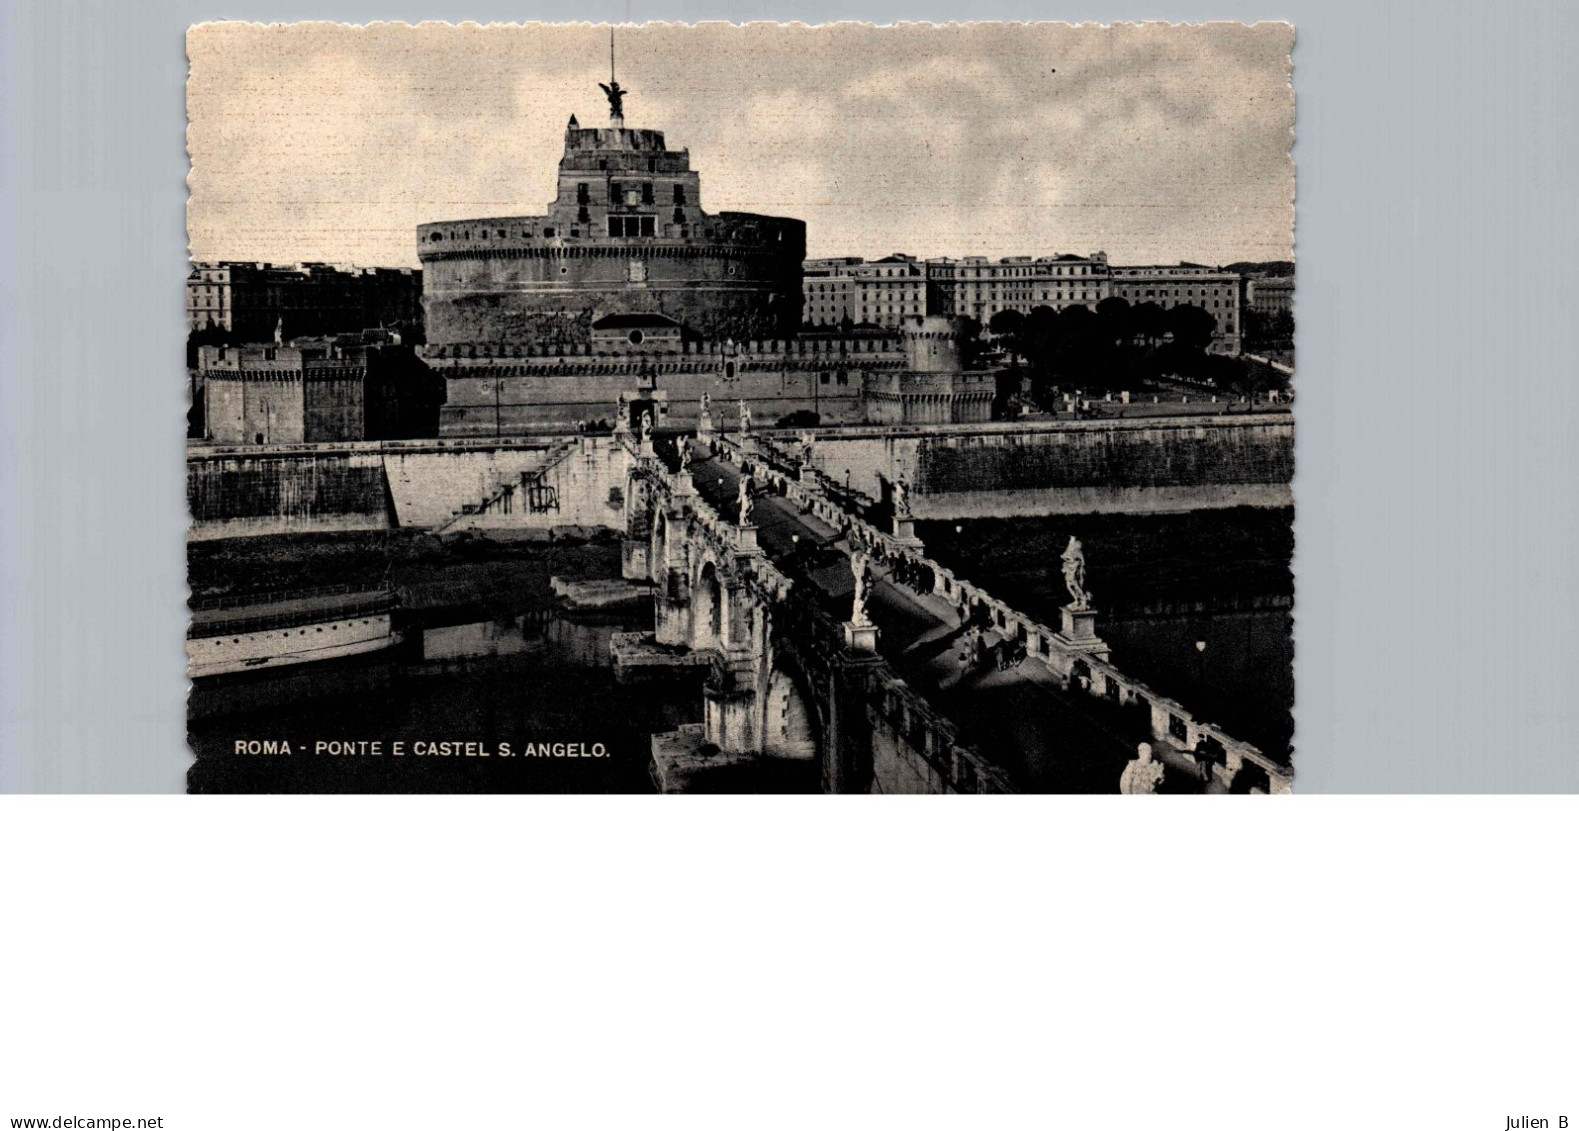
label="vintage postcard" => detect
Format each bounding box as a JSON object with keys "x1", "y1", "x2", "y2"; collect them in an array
[{"x1": 185, "y1": 21, "x2": 1295, "y2": 793}]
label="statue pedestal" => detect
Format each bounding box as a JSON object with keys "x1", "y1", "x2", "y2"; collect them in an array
[
  {"x1": 697, "y1": 412, "x2": 714, "y2": 436},
  {"x1": 639, "y1": 440, "x2": 654, "y2": 459},
  {"x1": 843, "y1": 621, "x2": 880, "y2": 653},
  {"x1": 799, "y1": 466, "x2": 819, "y2": 486},
  {"x1": 736, "y1": 524, "x2": 760, "y2": 554},
  {"x1": 1054, "y1": 604, "x2": 1110, "y2": 659},
  {"x1": 671, "y1": 471, "x2": 695, "y2": 497},
  {"x1": 892, "y1": 516, "x2": 916, "y2": 540}
]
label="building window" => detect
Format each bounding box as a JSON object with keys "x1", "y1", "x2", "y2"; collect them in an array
[
  {"x1": 642, "y1": 182, "x2": 654, "y2": 204},
  {"x1": 577, "y1": 183, "x2": 590, "y2": 205},
  {"x1": 640, "y1": 216, "x2": 655, "y2": 237},
  {"x1": 673, "y1": 184, "x2": 686, "y2": 205}
]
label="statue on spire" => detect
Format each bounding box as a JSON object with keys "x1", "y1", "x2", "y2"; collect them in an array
[
  {"x1": 598, "y1": 79, "x2": 628, "y2": 120},
  {"x1": 599, "y1": 29, "x2": 628, "y2": 121}
]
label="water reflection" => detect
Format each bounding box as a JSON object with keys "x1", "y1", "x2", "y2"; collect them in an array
[{"x1": 188, "y1": 604, "x2": 701, "y2": 794}]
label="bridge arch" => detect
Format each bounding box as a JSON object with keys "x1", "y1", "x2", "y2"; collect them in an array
[
  {"x1": 761, "y1": 650, "x2": 824, "y2": 764},
  {"x1": 695, "y1": 559, "x2": 724, "y2": 649}
]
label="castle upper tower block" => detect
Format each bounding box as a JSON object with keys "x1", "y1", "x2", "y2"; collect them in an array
[{"x1": 417, "y1": 71, "x2": 805, "y2": 353}]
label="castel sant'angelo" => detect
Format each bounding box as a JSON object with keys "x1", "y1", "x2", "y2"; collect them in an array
[
  {"x1": 411, "y1": 52, "x2": 987, "y2": 437},
  {"x1": 418, "y1": 67, "x2": 805, "y2": 351}
]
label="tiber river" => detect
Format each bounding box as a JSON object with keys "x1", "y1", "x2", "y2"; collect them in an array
[{"x1": 187, "y1": 507, "x2": 1294, "y2": 793}]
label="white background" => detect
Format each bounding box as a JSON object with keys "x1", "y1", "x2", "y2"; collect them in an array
[{"x1": 1, "y1": 799, "x2": 1575, "y2": 1128}]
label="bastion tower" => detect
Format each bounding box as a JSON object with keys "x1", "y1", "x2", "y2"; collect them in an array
[{"x1": 417, "y1": 69, "x2": 806, "y2": 353}]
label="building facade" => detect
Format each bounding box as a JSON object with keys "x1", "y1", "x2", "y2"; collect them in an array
[
  {"x1": 1107, "y1": 264, "x2": 1242, "y2": 354},
  {"x1": 417, "y1": 92, "x2": 805, "y2": 352},
  {"x1": 925, "y1": 253, "x2": 1110, "y2": 323},
  {"x1": 186, "y1": 262, "x2": 422, "y2": 341},
  {"x1": 1245, "y1": 276, "x2": 1294, "y2": 316},
  {"x1": 802, "y1": 252, "x2": 1243, "y2": 353}
]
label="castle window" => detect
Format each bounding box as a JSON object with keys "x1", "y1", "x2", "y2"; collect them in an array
[
  {"x1": 640, "y1": 216, "x2": 655, "y2": 237},
  {"x1": 609, "y1": 181, "x2": 621, "y2": 204},
  {"x1": 673, "y1": 207, "x2": 684, "y2": 225},
  {"x1": 577, "y1": 183, "x2": 590, "y2": 205},
  {"x1": 673, "y1": 184, "x2": 686, "y2": 205},
  {"x1": 642, "y1": 182, "x2": 653, "y2": 204},
  {"x1": 647, "y1": 158, "x2": 656, "y2": 172},
  {"x1": 608, "y1": 217, "x2": 622, "y2": 237},
  {"x1": 543, "y1": 227, "x2": 555, "y2": 238}
]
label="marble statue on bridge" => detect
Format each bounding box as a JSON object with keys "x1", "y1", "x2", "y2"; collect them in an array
[
  {"x1": 639, "y1": 410, "x2": 653, "y2": 444},
  {"x1": 737, "y1": 476, "x2": 754, "y2": 526},
  {"x1": 850, "y1": 552, "x2": 872, "y2": 627},
  {"x1": 679, "y1": 441, "x2": 692, "y2": 473},
  {"x1": 1120, "y1": 743, "x2": 1166, "y2": 795},
  {"x1": 893, "y1": 474, "x2": 913, "y2": 517},
  {"x1": 1061, "y1": 536, "x2": 1091, "y2": 611},
  {"x1": 738, "y1": 398, "x2": 752, "y2": 435}
]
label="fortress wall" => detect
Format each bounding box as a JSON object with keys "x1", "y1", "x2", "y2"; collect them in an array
[
  {"x1": 187, "y1": 451, "x2": 389, "y2": 541},
  {"x1": 421, "y1": 239, "x2": 803, "y2": 347},
  {"x1": 436, "y1": 369, "x2": 868, "y2": 435},
  {"x1": 381, "y1": 446, "x2": 564, "y2": 529},
  {"x1": 188, "y1": 439, "x2": 581, "y2": 539},
  {"x1": 799, "y1": 417, "x2": 1295, "y2": 517},
  {"x1": 440, "y1": 436, "x2": 638, "y2": 535}
]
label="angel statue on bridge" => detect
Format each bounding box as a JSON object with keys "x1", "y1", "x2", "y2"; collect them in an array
[
  {"x1": 678, "y1": 441, "x2": 692, "y2": 473},
  {"x1": 638, "y1": 410, "x2": 653, "y2": 444},
  {"x1": 738, "y1": 398, "x2": 752, "y2": 435},
  {"x1": 849, "y1": 552, "x2": 873, "y2": 628},
  {"x1": 893, "y1": 474, "x2": 913, "y2": 518},
  {"x1": 736, "y1": 476, "x2": 754, "y2": 527},
  {"x1": 1061, "y1": 536, "x2": 1091, "y2": 611}
]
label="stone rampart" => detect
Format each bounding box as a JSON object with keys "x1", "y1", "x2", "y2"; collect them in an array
[
  {"x1": 780, "y1": 415, "x2": 1294, "y2": 517},
  {"x1": 187, "y1": 437, "x2": 572, "y2": 540}
]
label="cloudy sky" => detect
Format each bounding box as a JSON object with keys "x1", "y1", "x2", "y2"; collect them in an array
[{"x1": 187, "y1": 21, "x2": 1293, "y2": 268}]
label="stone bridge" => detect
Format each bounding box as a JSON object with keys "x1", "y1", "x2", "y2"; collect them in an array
[{"x1": 613, "y1": 426, "x2": 1293, "y2": 795}]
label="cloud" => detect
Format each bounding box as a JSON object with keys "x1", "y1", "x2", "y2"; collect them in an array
[{"x1": 188, "y1": 21, "x2": 1293, "y2": 268}]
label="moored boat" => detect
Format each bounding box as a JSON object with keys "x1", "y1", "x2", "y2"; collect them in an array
[{"x1": 187, "y1": 584, "x2": 402, "y2": 679}]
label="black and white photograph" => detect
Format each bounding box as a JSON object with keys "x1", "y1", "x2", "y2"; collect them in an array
[{"x1": 183, "y1": 21, "x2": 1296, "y2": 793}]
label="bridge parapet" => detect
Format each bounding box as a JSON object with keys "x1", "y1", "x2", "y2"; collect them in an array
[
  {"x1": 630, "y1": 453, "x2": 1011, "y2": 793},
  {"x1": 720, "y1": 432, "x2": 1293, "y2": 795}
]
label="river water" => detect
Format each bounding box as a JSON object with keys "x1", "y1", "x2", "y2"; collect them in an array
[
  {"x1": 187, "y1": 546, "x2": 698, "y2": 793},
  {"x1": 917, "y1": 508, "x2": 1295, "y2": 763},
  {"x1": 189, "y1": 507, "x2": 1293, "y2": 791}
]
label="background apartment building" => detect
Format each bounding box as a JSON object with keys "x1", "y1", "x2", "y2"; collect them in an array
[
  {"x1": 187, "y1": 261, "x2": 424, "y2": 342},
  {"x1": 802, "y1": 251, "x2": 1244, "y2": 353}
]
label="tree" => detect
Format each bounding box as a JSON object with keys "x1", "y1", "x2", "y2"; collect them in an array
[
  {"x1": 1166, "y1": 303, "x2": 1217, "y2": 353},
  {"x1": 1130, "y1": 302, "x2": 1167, "y2": 350},
  {"x1": 988, "y1": 309, "x2": 1027, "y2": 364},
  {"x1": 1095, "y1": 297, "x2": 1132, "y2": 348}
]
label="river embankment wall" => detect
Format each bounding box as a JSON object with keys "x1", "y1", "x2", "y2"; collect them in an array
[{"x1": 795, "y1": 414, "x2": 1293, "y2": 518}]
